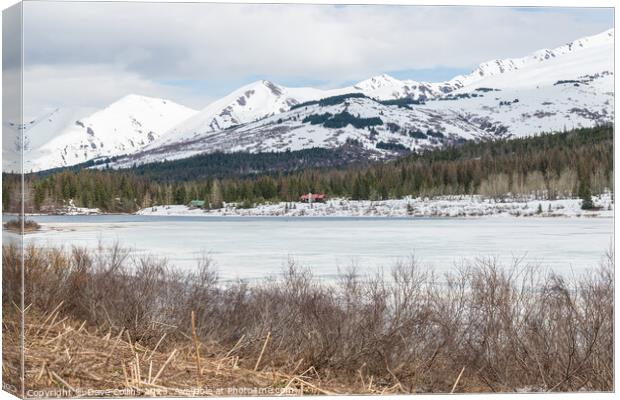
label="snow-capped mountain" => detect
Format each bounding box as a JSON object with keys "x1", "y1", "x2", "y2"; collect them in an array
[
  {"x1": 154, "y1": 81, "x2": 327, "y2": 148},
  {"x1": 3, "y1": 107, "x2": 94, "y2": 172},
  {"x1": 151, "y1": 75, "x2": 450, "y2": 150},
  {"x1": 114, "y1": 63, "x2": 613, "y2": 168},
  {"x1": 449, "y1": 28, "x2": 614, "y2": 88},
  {"x1": 19, "y1": 95, "x2": 197, "y2": 172},
  {"x1": 113, "y1": 93, "x2": 510, "y2": 167},
  {"x1": 114, "y1": 28, "x2": 612, "y2": 167},
  {"x1": 11, "y1": 28, "x2": 614, "y2": 172},
  {"x1": 145, "y1": 28, "x2": 613, "y2": 156}
]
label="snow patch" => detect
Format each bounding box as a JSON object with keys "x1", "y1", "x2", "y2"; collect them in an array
[{"x1": 136, "y1": 194, "x2": 613, "y2": 219}]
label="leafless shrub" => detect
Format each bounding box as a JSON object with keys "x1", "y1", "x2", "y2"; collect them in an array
[{"x1": 2, "y1": 244, "x2": 613, "y2": 393}]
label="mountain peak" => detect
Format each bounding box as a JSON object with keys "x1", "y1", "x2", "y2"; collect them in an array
[
  {"x1": 354, "y1": 74, "x2": 401, "y2": 90},
  {"x1": 375, "y1": 73, "x2": 398, "y2": 81},
  {"x1": 114, "y1": 93, "x2": 173, "y2": 106},
  {"x1": 23, "y1": 95, "x2": 197, "y2": 171}
]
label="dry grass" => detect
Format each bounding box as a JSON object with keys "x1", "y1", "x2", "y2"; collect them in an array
[
  {"x1": 2, "y1": 244, "x2": 614, "y2": 396},
  {"x1": 3, "y1": 310, "x2": 338, "y2": 397}
]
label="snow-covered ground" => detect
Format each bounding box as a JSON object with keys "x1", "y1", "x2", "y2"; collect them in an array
[
  {"x1": 27, "y1": 199, "x2": 102, "y2": 216},
  {"x1": 136, "y1": 194, "x2": 613, "y2": 218}
]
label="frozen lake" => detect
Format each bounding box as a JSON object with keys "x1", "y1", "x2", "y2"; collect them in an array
[{"x1": 5, "y1": 215, "x2": 614, "y2": 281}]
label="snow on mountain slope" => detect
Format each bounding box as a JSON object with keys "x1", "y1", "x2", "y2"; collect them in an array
[
  {"x1": 112, "y1": 28, "x2": 613, "y2": 167},
  {"x1": 427, "y1": 29, "x2": 614, "y2": 137},
  {"x1": 449, "y1": 28, "x2": 614, "y2": 88},
  {"x1": 351, "y1": 74, "x2": 454, "y2": 100},
  {"x1": 111, "y1": 94, "x2": 509, "y2": 168},
  {"x1": 151, "y1": 75, "x2": 453, "y2": 150},
  {"x1": 150, "y1": 29, "x2": 613, "y2": 152},
  {"x1": 22, "y1": 95, "x2": 197, "y2": 171},
  {"x1": 154, "y1": 80, "x2": 329, "y2": 148},
  {"x1": 23, "y1": 107, "x2": 97, "y2": 151},
  {"x1": 3, "y1": 108, "x2": 95, "y2": 172},
  {"x1": 427, "y1": 72, "x2": 613, "y2": 138},
  {"x1": 2, "y1": 122, "x2": 22, "y2": 172}
]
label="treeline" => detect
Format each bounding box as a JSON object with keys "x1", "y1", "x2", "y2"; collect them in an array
[
  {"x1": 2, "y1": 125, "x2": 612, "y2": 213},
  {"x1": 302, "y1": 111, "x2": 383, "y2": 129},
  {"x1": 109, "y1": 146, "x2": 367, "y2": 182},
  {"x1": 290, "y1": 92, "x2": 369, "y2": 110}
]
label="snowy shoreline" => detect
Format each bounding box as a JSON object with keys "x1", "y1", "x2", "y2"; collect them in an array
[
  {"x1": 24, "y1": 199, "x2": 103, "y2": 216},
  {"x1": 135, "y1": 194, "x2": 613, "y2": 219}
]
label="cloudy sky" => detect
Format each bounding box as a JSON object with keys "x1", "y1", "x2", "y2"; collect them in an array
[{"x1": 16, "y1": 2, "x2": 614, "y2": 117}]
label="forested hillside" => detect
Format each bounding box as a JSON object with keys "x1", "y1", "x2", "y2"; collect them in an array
[
  {"x1": 2, "y1": 125, "x2": 612, "y2": 213},
  {"x1": 37, "y1": 145, "x2": 370, "y2": 182}
]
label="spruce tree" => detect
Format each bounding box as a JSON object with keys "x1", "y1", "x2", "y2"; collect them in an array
[{"x1": 579, "y1": 181, "x2": 595, "y2": 210}]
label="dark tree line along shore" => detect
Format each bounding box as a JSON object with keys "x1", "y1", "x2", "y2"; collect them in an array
[{"x1": 2, "y1": 125, "x2": 612, "y2": 213}]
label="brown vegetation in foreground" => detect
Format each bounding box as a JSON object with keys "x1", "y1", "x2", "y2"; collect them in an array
[
  {"x1": 3, "y1": 311, "x2": 320, "y2": 398},
  {"x1": 2, "y1": 244, "x2": 614, "y2": 396},
  {"x1": 3, "y1": 219, "x2": 41, "y2": 233}
]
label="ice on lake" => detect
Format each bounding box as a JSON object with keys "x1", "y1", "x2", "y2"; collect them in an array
[{"x1": 7, "y1": 215, "x2": 614, "y2": 281}]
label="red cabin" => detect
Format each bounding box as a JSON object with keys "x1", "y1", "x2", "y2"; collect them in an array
[{"x1": 299, "y1": 193, "x2": 326, "y2": 203}]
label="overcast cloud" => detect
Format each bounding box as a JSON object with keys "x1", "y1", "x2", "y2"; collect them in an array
[{"x1": 16, "y1": 2, "x2": 614, "y2": 117}]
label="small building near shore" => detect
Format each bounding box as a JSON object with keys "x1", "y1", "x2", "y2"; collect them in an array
[
  {"x1": 299, "y1": 193, "x2": 326, "y2": 203},
  {"x1": 188, "y1": 200, "x2": 205, "y2": 208}
]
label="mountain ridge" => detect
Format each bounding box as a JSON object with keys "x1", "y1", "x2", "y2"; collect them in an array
[
  {"x1": 11, "y1": 28, "x2": 614, "y2": 172},
  {"x1": 140, "y1": 27, "x2": 616, "y2": 153},
  {"x1": 13, "y1": 95, "x2": 197, "y2": 172}
]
